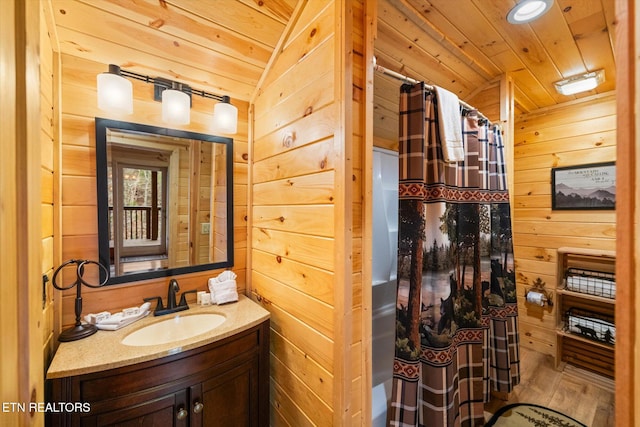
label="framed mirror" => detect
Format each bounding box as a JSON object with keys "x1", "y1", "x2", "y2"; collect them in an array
[{"x1": 95, "y1": 118, "x2": 234, "y2": 285}]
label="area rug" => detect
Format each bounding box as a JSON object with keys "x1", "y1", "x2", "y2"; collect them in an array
[{"x1": 485, "y1": 403, "x2": 587, "y2": 427}]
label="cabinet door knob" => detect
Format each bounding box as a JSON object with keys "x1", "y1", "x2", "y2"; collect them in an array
[
  {"x1": 193, "y1": 401, "x2": 204, "y2": 414},
  {"x1": 177, "y1": 407, "x2": 188, "y2": 420}
]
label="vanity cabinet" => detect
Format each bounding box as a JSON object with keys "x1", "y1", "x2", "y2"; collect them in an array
[{"x1": 47, "y1": 320, "x2": 269, "y2": 427}]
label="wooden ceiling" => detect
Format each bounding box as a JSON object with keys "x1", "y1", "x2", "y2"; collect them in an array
[
  {"x1": 50, "y1": 0, "x2": 616, "y2": 117},
  {"x1": 49, "y1": 0, "x2": 296, "y2": 103},
  {"x1": 374, "y1": 0, "x2": 616, "y2": 116}
]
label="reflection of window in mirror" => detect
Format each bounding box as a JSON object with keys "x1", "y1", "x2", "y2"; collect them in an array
[
  {"x1": 96, "y1": 118, "x2": 234, "y2": 285},
  {"x1": 108, "y1": 137, "x2": 187, "y2": 276},
  {"x1": 109, "y1": 155, "x2": 169, "y2": 275}
]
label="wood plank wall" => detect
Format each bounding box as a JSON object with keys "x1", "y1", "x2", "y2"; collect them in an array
[
  {"x1": 250, "y1": 0, "x2": 364, "y2": 424},
  {"x1": 212, "y1": 142, "x2": 230, "y2": 263},
  {"x1": 353, "y1": 1, "x2": 367, "y2": 423},
  {"x1": 467, "y1": 84, "x2": 501, "y2": 123},
  {"x1": 1, "y1": 0, "x2": 46, "y2": 424},
  {"x1": 513, "y1": 93, "x2": 617, "y2": 356},
  {"x1": 40, "y1": 1, "x2": 57, "y2": 369},
  {"x1": 372, "y1": 73, "x2": 399, "y2": 151},
  {"x1": 195, "y1": 142, "x2": 213, "y2": 265},
  {"x1": 1, "y1": 2, "x2": 21, "y2": 424},
  {"x1": 0, "y1": 3, "x2": 18, "y2": 423},
  {"x1": 57, "y1": 54, "x2": 249, "y2": 328},
  {"x1": 614, "y1": 1, "x2": 637, "y2": 424}
]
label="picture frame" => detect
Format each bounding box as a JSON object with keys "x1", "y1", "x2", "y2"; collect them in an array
[{"x1": 551, "y1": 162, "x2": 616, "y2": 210}]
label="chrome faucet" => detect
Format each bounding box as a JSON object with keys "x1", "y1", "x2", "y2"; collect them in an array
[{"x1": 144, "y1": 279, "x2": 197, "y2": 316}]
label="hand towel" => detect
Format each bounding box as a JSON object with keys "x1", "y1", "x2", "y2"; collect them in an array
[
  {"x1": 208, "y1": 270, "x2": 238, "y2": 304},
  {"x1": 212, "y1": 282, "x2": 238, "y2": 305},
  {"x1": 212, "y1": 270, "x2": 237, "y2": 283},
  {"x1": 434, "y1": 86, "x2": 464, "y2": 162}
]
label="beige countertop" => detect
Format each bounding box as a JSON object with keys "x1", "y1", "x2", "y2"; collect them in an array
[{"x1": 47, "y1": 295, "x2": 269, "y2": 379}]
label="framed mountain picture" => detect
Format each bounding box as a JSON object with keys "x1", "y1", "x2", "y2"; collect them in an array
[{"x1": 551, "y1": 162, "x2": 616, "y2": 210}]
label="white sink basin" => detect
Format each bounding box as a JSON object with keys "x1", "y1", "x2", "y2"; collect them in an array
[{"x1": 121, "y1": 313, "x2": 226, "y2": 347}]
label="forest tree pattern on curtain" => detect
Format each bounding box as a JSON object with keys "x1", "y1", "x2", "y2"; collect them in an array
[{"x1": 389, "y1": 83, "x2": 520, "y2": 427}]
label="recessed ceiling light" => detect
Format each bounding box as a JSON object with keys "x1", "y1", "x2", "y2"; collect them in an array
[
  {"x1": 554, "y1": 70, "x2": 605, "y2": 96},
  {"x1": 507, "y1": 0, "x2": 554, "y2": 24}
]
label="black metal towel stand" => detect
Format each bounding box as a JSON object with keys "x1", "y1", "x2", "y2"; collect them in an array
[{"x1": 51, "y1": 259, "x2": 109, "y2": 342}]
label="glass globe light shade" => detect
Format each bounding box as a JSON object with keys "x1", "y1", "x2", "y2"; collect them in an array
[
  {"x1": 162, "y1": 89, "x2": 190, "y2": 125},
  {"x1": 212, "y1": 101, "x2": 238, "y2": 134},
  {"x1": 97, "y1": 72, "x2": 133, "y2": 114}
]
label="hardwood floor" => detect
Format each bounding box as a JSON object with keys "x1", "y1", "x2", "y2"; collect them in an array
[{"x1": 484, "y1": 347, "x2": 615, "y2": 427}]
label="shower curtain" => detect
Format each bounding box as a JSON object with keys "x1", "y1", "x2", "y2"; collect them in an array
[{"x1": 389, "y1": 83, "x2": 520, "y2": 427}]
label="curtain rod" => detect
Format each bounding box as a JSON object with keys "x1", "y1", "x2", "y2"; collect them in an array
[{"x1": 373, "y1": 60, "x2": 491, "y2": 123}]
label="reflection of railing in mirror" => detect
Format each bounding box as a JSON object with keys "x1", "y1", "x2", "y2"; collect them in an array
[
  {"x1": 109, "y1": 206, "x2": 161, "y2": 240},
  {"x1": 96, "y1": 118, "x2": 234, "y2": 285}
]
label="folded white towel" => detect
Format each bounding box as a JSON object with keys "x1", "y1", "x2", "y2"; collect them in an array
[
  {"x1": 212, "y1": 279, "x2": 236, "y2": 295},
  {"x1": 212, "y1": 288, "x2": 238, "y2": 305},
  {"x1": 214, "y1": 289, "x2": 238, "y2": 305},
  {"x1": 214, "y1": 270, "x2": 237, "y2": 282},
  {"x1": 434, "y1": 86, "x2": 464, "y2": 163},
  {"x1": 208, "y1": 272, "x2": 238, "y2": 305},
  {"x1": 85, "y1": 302, "x2": 151, "y2": 331}
]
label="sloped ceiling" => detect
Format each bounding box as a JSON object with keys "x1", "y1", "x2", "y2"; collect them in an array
[
  {"x1": 375, "y1": 0, "x2": 616, "y2": 115},
  {"x1": 51, "y1": 0, "x2": 616, "y2": 117},
  {"x1": 50, "y1": 0, "x2": 296, "y2": 102}
]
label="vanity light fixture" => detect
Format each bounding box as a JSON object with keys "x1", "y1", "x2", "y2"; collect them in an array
[
  {"x1": 506, "y1": 0, "x2": 553, "y2": 24},
  {"x1": 96, "y1": 64, "x2": 238, "y2": 133},
  {"x1": 97, "y1": 64, "x2": 133, "y2": 114},
  {"x1": 213, "y1": 96, "x2": 238, "y2": 134},
  {"x1": 161, "y1": 82, "x2": 190, "y2": 125},
  {"x1": 554, "y1": 69, "x2": 605, "y2": 96}
]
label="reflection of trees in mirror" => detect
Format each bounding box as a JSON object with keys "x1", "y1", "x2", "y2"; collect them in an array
[
  {"x1": 123, "y1": 168, "x2": 154, "y2": 206},
  {"x1": 119, "y1": 167, "x2": 163, "y2": 244}
]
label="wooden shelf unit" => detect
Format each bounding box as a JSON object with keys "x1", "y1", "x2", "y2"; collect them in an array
[{"x1": 555, "y1": 247, "x2": 616, "y2": 378}]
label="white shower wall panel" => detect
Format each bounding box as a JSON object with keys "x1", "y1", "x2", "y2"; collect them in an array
[
  {"x1": 372, "y1": 147, "x2": 398, "y2": 285},
  {"x1": 371, "y1": 147, "x2": 398, "y2": 424}
]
